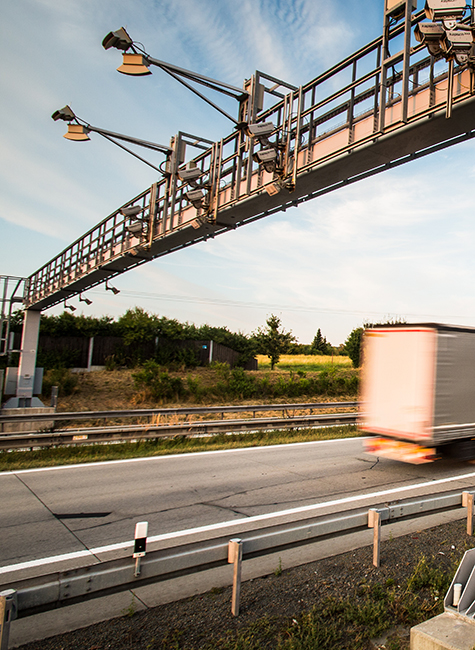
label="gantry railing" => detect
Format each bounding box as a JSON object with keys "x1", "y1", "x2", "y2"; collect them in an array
[{"x1": 25, "y1": 8, "x2": 475, "y2": 310}]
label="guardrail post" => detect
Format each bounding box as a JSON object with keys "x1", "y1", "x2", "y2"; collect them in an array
[
  {"x1": 462, "y1": 492, "x2": 474, "y2": 536},
  {"x1": 368, "y1": 509, "x2": 382, "y2": 568},
  {"x1": 133, "y1": 521, "x2": 148, "y2": 577},
  {"x1": 0, "y1": 589, "x2": 17, "y2": 650},
  {"x1": 50, "y1": 385, "x2": 58, "y2": 408},
  {"x1": 228, "y1": 538, "x2": 243, "y2": 616}
]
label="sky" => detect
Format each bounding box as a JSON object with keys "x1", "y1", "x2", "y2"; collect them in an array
[{"x1": 2, "y1": 0, "x2": 475, "y2": 347}]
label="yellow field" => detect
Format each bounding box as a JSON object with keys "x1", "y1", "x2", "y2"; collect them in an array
[{"x1": 256, "y1": 354, "x2": 352, "y2": 371}]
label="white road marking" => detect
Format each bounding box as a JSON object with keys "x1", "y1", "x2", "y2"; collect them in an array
[
  {"x1": 0, "y1": 437, "x2": 363, "y2": 475},
  {"x1": 2, "y1": 467, "x2": 475, "y2": 575}
]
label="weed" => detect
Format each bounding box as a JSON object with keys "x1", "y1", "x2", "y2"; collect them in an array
[
  {"x1": 121, "y1": 595, "x2": 137, "y2": 618},
  {"x1": 274, "y1": 557, "x2": 283, "y2": 576}
]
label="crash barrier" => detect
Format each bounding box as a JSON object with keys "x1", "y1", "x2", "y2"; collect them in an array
[
  {"x1": 1, "y1": 487, "x2": 474, "y2": 648},
  {"x1": 0, "y1": 412, "x2": 358, "y2": 450},
  {"x1": 0, "y1": 401, "x2": 358, "y2": 425}
]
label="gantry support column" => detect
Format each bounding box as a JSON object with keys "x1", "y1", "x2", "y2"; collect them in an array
[{"x1": 16, "y1": 309, "x2": 41, "y2": 405}]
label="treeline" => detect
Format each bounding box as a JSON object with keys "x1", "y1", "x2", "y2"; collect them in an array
[
  {"x1": 10, "y1": 309, "x2": 347, "y2": 367},
  {"x1": 9, "y1": 308, "x2": 392, "y2": 369}
]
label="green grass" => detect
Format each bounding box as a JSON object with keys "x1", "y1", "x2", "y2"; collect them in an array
[
  {"x1": 256, "y1": 354, "x2": 352, "y2": 372},
  {"x1": 0, "y1": 425, "x2": 359, "y2": 472}
]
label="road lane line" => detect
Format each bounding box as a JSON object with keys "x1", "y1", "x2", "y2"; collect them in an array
[
  {"x1": 0, "y1": 437, "x2": 363, "y2": 475},
  {"x1": 2, "y1": 468, "x2": 475, "y2": 575}
]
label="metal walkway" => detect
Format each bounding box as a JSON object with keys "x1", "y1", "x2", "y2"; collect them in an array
[{"x1": 23, "y1": 5, "x2": 475, "y2": 311}]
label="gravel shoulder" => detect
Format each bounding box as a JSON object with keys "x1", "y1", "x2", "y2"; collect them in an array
[{"x1": 14, "y1": 518, "x2": 474, "y2": 650}]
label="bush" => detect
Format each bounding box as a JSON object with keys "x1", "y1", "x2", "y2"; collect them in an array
[
  {"x1": 41, "y1": 368, "x2": 79, "y2": 398},
  {"x1": 132, "y1": 361, "x2": 185, "y2": 401}
]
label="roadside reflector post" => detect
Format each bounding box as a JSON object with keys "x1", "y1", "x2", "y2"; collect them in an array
[
  {"x1": 0, "y1": 589, "x2": 17, "y2": 650},
  {"x1": 462, "y1": 492, "x2": 474, "y2": 536},
  {"x1": 133, "y1": 521, "x2": 148, "y2": 577},
  {"x1": 228, "y1": 538, "x2": 243, "y2": 616},
  {"x1": 368, "y1": 509, "x2": 382, "y2": 568}
]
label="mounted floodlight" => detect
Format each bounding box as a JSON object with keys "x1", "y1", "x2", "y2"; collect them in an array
[
  {"x1": 178, "y1": 165, "x2": 202, "y2": 185},
  {"x1": 105, "y1": 281, "x2": 120, "y2": 295},
  {"x1": 64, "y1": 301, "x2": 76, "y2": 311},
  {"x1": 79, "y1": 294, "x2": 92, "y2": 306},
  {"x1": 117, "y1": 53, "x2": 151, "y2": 76},
  {"x1": 102, "y1": 27, "x2": 133, "y2": 51},
  {"x1": 247, "y1": 122, "x2": 275, "y2": 138},
  {"x1": 126, "y1": 222, "x2": 143, "y2": 234},
  {"x1": 247, "y1": 122, "x2": 275, "y2": 148},
  {"x1": 414, "y1": 22, "x2": 446, "y2": 56},
  {"x1": 102, "y1": 27, "x2": 249, "y2": 125},
  {"x1": 253, "y1": 148, "x2": 277, "y2": 173},
  {"x1": 63, "y1": 124, "x2": 91, "y2": 141},
  {"x1": 120, "y1": 205, "x2": 143, "y2": 217},
  {"x1": 186, "y1": 188, "x2": 206, "y2": 209},
  {"x1": 51, "y1": 105, "x2": 76, "y2": 122},
  {"x1": 425, "y1": 0, "x2": 466, "y2": 27},
  {"x1": 441, "y1": 29, "x2": 474, "y2": 64}
]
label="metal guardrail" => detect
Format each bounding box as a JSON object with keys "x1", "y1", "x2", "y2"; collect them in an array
[
  {"x1": 0, "y1": 413, "x2": 358, "y2": 450},
  {"x1": 0, "y1": 401, "x2": 357, "y2": 424},
  {"x1": 1, "y1": 489, "x2": 473, "y2": 621}
]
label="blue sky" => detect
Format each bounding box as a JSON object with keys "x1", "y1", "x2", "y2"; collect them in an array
[{"x1": 2, "y1": 0, "x2": 475, "y2": 346}]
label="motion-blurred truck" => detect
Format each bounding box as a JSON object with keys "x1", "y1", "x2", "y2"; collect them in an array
[{"x1": 360, "y1": 323, "x2": 475, "y2": 463}]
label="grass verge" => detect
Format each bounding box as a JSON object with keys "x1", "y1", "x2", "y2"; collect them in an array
[{"x1": 0, "y1": 425, "x2": 359, "y2": 472}]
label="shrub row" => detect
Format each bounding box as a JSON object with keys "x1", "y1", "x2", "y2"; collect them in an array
[{"x1": 132, "y1": 361, "x2": 358, "y2": 402}]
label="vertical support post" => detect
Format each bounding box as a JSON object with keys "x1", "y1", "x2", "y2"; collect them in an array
[
  {"x1": 87, "y1": 336, "x2": 94, "y2": 372},
  {"x1": 208, "y1": 340, "x2": 214, "y2": 365},
  {"x1": 228, "y1": 538, "x2": 243, "y2": 616},
  {"x1": 401, "y1": 0, "x2": 413, "y2": 123},
  {"x1": 463, "y1": 492, "x2": 474, "y2": 536},
  {"x1": 50, "y1": 385, "x2": 58, "y2": 408},
  {"x1": 446, "y1": 58, "x2": 455, "y2": 119},
  {"x1": 368, "y1": 509, "x2": 381, "y2": 568},
  {"x1": 17, "y1": 309, "x2": 41, "y2": 403},
  {"x1": 0, "y1": 590, "x2": 17, "y2": 650}
]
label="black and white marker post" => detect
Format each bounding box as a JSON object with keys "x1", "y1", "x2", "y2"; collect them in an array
[{"x1": 133, "y1": 521, "x2": 148, "y2": 577}]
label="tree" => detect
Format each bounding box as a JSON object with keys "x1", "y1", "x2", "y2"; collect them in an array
[
  {"x1": 253, "y1": 314, "x2": 296, "y2": 370},
  {"x1": 118, "y1": 307, "x2": 159, "y2": 345},
  {"x1": 311, "y1": 328, "x2": 332, "y2": 355},
  {"x1": 344, "y1": 327, "x2": 364, "y2": 368}
]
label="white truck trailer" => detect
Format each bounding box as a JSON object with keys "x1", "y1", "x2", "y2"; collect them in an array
[{"x1": 360, "y1": 323, "x2": 475, "y2": 463}]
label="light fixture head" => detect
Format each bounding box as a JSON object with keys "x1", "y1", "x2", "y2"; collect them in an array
[
  {"x1": 178, "y1": 166, "x2": 202, "y2": 184},
  {"x1": 424, "y1": 0, "x2": 466, "y2": 27},
  {"x1": 126, "y1": 222, "x2": 143, "y2": 234},
  {"x1": 102, "y1": 27, "x2": 133, "y2": 51},
  {"x1": 414, "y1": 22, "x2": 445, "y2": 42},
  {"x1": 414, "y1": 22, "x2": 446, "y2": 55},
  {"x1": 79, "y1": 294, "x2": 92, "y2": 305},
  {"x1": 64, "y1": 302, "x2": 76, "y2": 312},
  {"x1": 441, "y1": 29, "x2": 474, "y2": 63},
  {"x1": 117, "y1": 53, "x2": 151, "y2": 76},
  {"x1": 105, "y1": 281, "x2": 120, "y2": 295},
  {"x1": 51, "y1": 105, "x2": 76, "y2": 122},
  {"x1": 253, "y1": 147, "x2": 277, "y2": 173},
  {"x1": 63, "y1": 124, "x2": 91, "y2": 141},
  {"x1": 120, "y1": 205, "x2": 143, "y2": 217},
  {"x1": 185, "y1": 188, "x2": 205, "y2": 209},
  {"x1": 247, "y1": 122, "x2": 275, "y2": 139}
]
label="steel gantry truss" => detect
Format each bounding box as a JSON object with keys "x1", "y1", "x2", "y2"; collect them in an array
[{"x1": 25, "y1": 1, "x2": 475, "y2": 311}]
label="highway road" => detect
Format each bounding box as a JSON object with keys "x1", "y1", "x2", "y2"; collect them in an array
[{"x1": 2, "y1": 436, "x2": 475, "y2": 569}]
